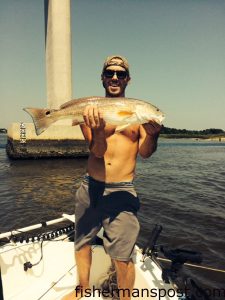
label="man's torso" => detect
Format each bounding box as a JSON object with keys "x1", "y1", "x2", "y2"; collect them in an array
[{"x1": 83, "y1": 124, "x2": 140, "y2": 183}]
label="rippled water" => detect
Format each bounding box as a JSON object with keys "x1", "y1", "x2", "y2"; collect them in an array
[{"x1": 0, "y1": 134, "x2": 225, "y2": 297}]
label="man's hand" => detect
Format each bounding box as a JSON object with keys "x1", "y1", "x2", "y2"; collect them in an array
[
  {"x1": 83, "y1": 105, "x2": 107, "y2": 158},
  {"x1": 138, "y1": 120, "x2": 162, "y2": 158},
  {"x1": 83, "y1": 105, "x2": 106, "y2": 131},
  {"x1": 142, "y1": 120, "x2": 162, "y2": 137}
]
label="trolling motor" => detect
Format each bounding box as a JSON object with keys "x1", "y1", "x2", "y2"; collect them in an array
[
  {"x1": 160, "y1": 246, "x2": 202, "y2": 283},
  {"x1": 142, "y1": 224, "x2": 203, "y2": 283},
  {"x1": 142, "y1": 225, "x2": 209, "y2": 300}
]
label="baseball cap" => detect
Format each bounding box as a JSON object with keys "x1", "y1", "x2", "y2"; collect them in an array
[{"x1": 102, "y1": 55, "x2": 130, "y2": 76}]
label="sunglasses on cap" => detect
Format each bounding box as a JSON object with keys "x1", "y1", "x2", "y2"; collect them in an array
[{"x1": 103, "y1": 69, "x2": 128, "y2": 79}]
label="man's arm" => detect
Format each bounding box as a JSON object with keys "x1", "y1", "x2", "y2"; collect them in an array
[
  {"x1": 80, "y1": 106, "x2": 107, "y2": 158},
  {"x1": 138, "y1": 121, "x2": 161, "y2": 159}
]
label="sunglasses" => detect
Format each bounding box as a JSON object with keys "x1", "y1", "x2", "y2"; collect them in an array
[{"x1": 103, "y1": 69, "x2": 128, "y2": 79}]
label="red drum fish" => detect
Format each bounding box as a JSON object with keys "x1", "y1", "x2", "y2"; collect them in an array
[{"x1": 24, "y1": 96, "x2": 165, "y2": 135}]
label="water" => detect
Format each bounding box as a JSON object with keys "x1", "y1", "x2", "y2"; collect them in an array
[{"x1": 0, "y1": 134, "x2": 225, "y2": 297}]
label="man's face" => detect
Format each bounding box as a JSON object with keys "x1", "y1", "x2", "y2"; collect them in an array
[{"x1": 102, "y1": 63, "x2": 130, "y2": 97}]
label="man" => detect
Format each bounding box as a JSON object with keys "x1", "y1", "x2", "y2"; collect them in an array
[{"x1": 62, "y1": 55, "x2": 161, "y2": 300}]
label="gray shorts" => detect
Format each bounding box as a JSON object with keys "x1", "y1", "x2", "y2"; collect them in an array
[{"x1": 74, "y1": 175, "x2": 140, "y2": 261}]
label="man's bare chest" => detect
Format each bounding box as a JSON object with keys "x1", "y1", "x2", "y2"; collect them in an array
[{"x1": 104, "y1": 124, "x2": 140, "y2": 142}]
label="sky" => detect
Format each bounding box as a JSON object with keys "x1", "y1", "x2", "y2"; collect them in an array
[{"x1": 1, "y1": 0, "x2": 225, "y2": 130}]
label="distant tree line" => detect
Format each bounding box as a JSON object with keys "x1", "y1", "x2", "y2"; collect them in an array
[
  {"x1": 0, "y1": 126, "x2": 224, "y2": 136},
  {"x1": 160, "y1": 126, "x2": 225, "y2": 135}
]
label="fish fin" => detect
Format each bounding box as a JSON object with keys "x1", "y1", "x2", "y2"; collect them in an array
[
  {"x1": 115, "y1": 124, "x2": 130, "y2": 132},
  {"x1": 23, "y1": 108, "x2": 56, "y2": 135},
  {"x1": 60, "y1": 99, "x2": 78, "y2": 109},
  {"x1": 117, "y1": 110, "x2": 134, "y2": 117},
  {"x1": 60, "y1": 96, "x2": 104, "y2": 109}
]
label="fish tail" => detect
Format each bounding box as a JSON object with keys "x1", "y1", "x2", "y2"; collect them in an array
[{"x1": 23, "y1": 108, "x2": 57, "y2": 135}]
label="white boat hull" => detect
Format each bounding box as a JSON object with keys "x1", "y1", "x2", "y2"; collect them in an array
[{"x1": 0, "y1": 215, "x2": 179, "y2": 299}]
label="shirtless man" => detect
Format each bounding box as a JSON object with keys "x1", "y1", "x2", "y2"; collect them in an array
[{"x1": 62, "y1": 55, "x2": 161, "y2": 300}]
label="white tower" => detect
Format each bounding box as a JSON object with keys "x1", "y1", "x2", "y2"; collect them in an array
[
  {"x1": 45, "y1": 0, "x2": 72, "y2": 109},
  {"x1": 7, "y1": 0, "x2": 88, "y2": 158}
]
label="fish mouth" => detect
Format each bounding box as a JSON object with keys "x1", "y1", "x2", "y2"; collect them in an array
[{"x1": 158, "y1": 114, "x2": 165, "y2": 123}]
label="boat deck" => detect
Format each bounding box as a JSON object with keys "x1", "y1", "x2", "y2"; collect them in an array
[{"x1": 0, "y1": 216, "x2": 178, "y2": 300}]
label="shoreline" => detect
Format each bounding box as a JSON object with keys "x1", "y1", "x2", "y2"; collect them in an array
[
  {"x1": 160, "y1": 134, "x2": 225, "y2": 142},
  {"x1": 1, "y1": 132, "x2": 225, "y2": 142}
]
